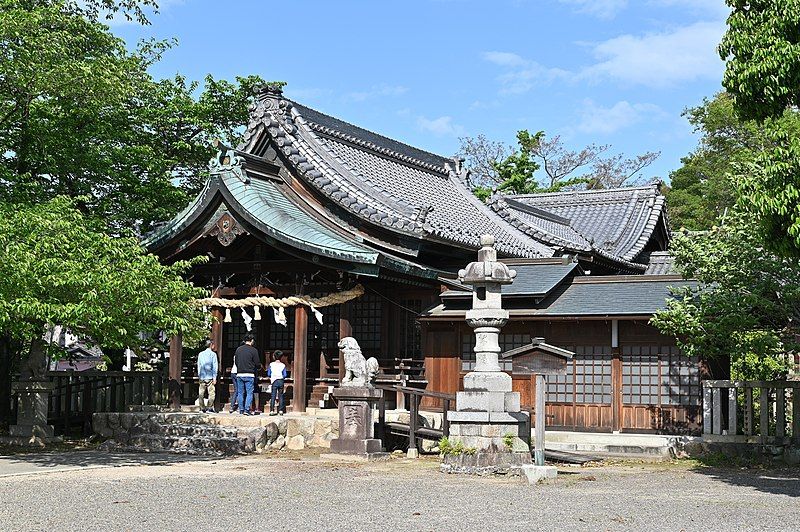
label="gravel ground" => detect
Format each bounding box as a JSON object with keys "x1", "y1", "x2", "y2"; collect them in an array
[{"x1": 0, "y1": 452, "x2": 797, "y2": 531}]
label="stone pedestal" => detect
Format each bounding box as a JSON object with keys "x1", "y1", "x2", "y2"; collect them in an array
[
  {"x1": 5, "y1": 380, "x2": 56, "y2": 445},
  {"x1": 329, "y1": 387, "x2": 387, "y2": 459}
]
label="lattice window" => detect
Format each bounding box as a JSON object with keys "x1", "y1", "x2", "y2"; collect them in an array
[
  {"x1": 266, "y1": 308, "x2": 294, "y2": 351},
  {"x1": 399, "y1": 299, "x2": 423, "y2": 358},
  {"x1": 660, "y1": 346, "x2": 701, "y2": 406},
  {"x1": 622, "y1": 346, "x2": 662, "y2": 405},
  {"x1": 544, "y1": 346, "x2": 610, "y2": 404},
  {"x1": 224, "y1": 307, "x2": 261, "y2": 352},
  {"x1": 352, "y1": 293, "x2": 382, "y2": 357},
  {"x1": 460, "y1": 333, "x2": 530, "y2": 371},
  {"x1": 574, "y1": 347, "x2": 613, "y2": 404}
]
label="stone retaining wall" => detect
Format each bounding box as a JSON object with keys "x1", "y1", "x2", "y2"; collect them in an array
[{"x1": 93, "y1": 412, "x2": 339, "y2": 453}]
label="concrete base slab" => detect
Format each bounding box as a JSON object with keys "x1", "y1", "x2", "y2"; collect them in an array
[
  {"x1": 407, "y1": 448, "x2": 419, "y2": 458},
  {"x1": 517, "y1": 465, "x2": 557, "y2": 484}
]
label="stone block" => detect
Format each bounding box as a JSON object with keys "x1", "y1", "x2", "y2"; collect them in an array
[
  {"x1": 271, "y1": 434, "x2": 286, "y2": 450},
  {"x1": 456, "y1": 391, "x2": 520, "y2": 413},
  {"x1": 463, "y1": 371, "x2": 512, "y2": 392},
  {"x1": 448, "y1": 411, "x2": 489, "y2": 423},
  {"x1": 314, "y1": 418, "x2": 333, "y2": 436},
  {"x1": 265, "y1": 422, "x2": 279, "y2": 444},
  {"x1": 287, "y1": 434, "x2": 305, "y2": 450},
  {"x1": 519, "y1": 465, "x2": 557, "y2": 484}
]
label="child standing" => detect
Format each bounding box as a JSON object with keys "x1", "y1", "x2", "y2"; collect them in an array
[{"x1": 267, "y1": 350, "x2": 287, "y2": 415}]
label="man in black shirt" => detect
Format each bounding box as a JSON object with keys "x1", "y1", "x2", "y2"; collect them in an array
[{"x1": 234, "y1": 333, "x2": 261, "y2": 415}]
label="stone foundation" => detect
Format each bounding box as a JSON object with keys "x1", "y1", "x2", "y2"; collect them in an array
[
  {"x1": 94, "y1": 411, "x2": 339, "y2": 455},
  {"x1": 440, "y1": 451, "x2": 531, "y2": 475}
]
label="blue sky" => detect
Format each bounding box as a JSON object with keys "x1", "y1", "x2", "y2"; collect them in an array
[{"x1": 114, "y1": 0, "x2": 730, "y2": 182}]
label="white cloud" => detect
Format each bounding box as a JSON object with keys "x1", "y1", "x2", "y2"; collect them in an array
[
  {"x1": 576, "y1": 99, "x2": 664, "y2": 134},
  {"x1": 345, "y1": 84, "x2": 409, "y2": 102},
  {"x1": 481, "y1": 51, "x2": 527, "y2": 68},
  {"x1": 416, "y1": 116, "x2": 464, "y2": 137},
  {"x1": 559, "y1": 0, "x2": 628, "y2": 19},
  {"x1": 580, "y1": 21, "x2": 726, "y2": 88},
  {"x1": 481, "y1": 51, "x2": 570, "y2": 95}
]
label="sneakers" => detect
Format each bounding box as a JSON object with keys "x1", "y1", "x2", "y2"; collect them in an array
[{"x1": 269, "y1": 412, "x2": 277, "y2": 416}]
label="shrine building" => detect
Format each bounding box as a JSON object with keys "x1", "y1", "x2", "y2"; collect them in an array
[{"x1": 145, "y1": 85, "x2": 720, "y2": 435}]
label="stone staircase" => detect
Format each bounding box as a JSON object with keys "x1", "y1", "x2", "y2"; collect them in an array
[{"x1": 94, "y1": 411, "x2": 276, "y2": 456}]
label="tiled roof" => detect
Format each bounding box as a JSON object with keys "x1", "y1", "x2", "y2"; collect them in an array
[
  {"x1": 494, "y1": 185, "x2": 667, "y2": 264},
  {"x1": 641, "y1": 251, "x2": 677, "y2": 275},
  {"x1": 240, "y1": 87, "x2": 553, "y2": 259},
  {"x1": 422, "y1": 276, "x2": 696, "y2": 319},
  {"x1": 441, "y1": 261, "x2": 580, "y2": 298}
]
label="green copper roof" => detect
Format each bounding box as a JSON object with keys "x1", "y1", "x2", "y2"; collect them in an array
[
  {"x1": 143, "y1": 171, "x2": 379, "y2": 265},
  {"x1": 222, "y1": 174, "x2": 379, "y2": 263}
]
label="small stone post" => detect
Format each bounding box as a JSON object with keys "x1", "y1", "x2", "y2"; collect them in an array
[{"x1": 442, "y1": 235, "x2": 531, "y2": 474}]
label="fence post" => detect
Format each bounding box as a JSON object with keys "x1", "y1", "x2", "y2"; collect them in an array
[
  {"x1": 64, "y1": 377, "x2": 72, "y2": 435},
  {"x1": 776, "y1": 387, "x2": 786, "y2": 439},
  {"x1": 792, "y1": 387, "x2": 800, "y2": 445},
  {"x1": 759, "y1": 386, "x2": 769, "y2": 443},
  {"x1": 408, "y1": 393, "x2": 418, "y2": 455},
  {"x1": 82, "y1": 379, "x2": 92, "y2": 435},
  {"x1": 727, "y1": 386, "x2": 737, "y2": 436},
  {"x1": 442, "y1": 398, "x2": 450, "y2": 438},
  {"x1": 745, "y1": 387, "x2": 754, "y2": 437},
  {"x1": 712, "y1": 387, "x2": 722, "y2": 435},
  {"x1": 702, "y1": 383, "x2": 712, "y2": 435}
]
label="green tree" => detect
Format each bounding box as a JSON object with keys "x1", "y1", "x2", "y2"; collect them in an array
[
  {"x1": 0, "y1": 0, "x2": 268, "y2": 232},
  {"x1": 0, "y1": 197, "x2": 206, "y2": 422},
  {"x1": 651, "y1": 210, "x2": 798, "y2": 380},
  {"x1": 665, "y1": 93, "x2": 757, "y2": 230},
  {"x1": 719, "y1": 0, "x2": 800, "y2": 256},
  {"x1": 460, "y1": 130, "x2": 658, "y2": 201}
]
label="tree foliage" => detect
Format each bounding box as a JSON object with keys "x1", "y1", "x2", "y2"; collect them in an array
[
  {"x1": 0, "y1": 197, "x2": 206, "y2": 373},
  {"x1": 719, "y1": 0, "x2": 800, "y2": 256},
  {"x1": 0, "y1": 0, "x2": 267, "y2": 233},
  {"x1": 665, "y1": 93, "x2": 755, "y2": 230},
  {"x1": 651, "y1": 211, "x2": 799, "y2": 380},
  {"x1": 458, "y1": 130, "x2": 658, "y2": 201}
]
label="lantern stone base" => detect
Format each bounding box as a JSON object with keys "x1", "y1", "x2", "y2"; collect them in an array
[
  {"x1": 2, "y1": 380, "x2": 58, "y2": 446},
  {"x1": 329, "y1": 387, "x2": 388, "y2": 460},
  {"x1": 444, "y1": 410, "x2": 531, "y2": 474}
]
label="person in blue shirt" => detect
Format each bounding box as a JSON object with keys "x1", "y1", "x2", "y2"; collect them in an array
[
  {"x1": 196, "y1": 340, "x2": 219, "y2": 413},
  {"x1": 267, "y1": 350, "x2": 287, "y2": 415}
]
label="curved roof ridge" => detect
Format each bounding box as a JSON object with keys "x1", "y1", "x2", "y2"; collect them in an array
[
  {"x1": 488, "y1": 194, "x2": 592, "y2": 252},
  {"x1": 509, "y1": 183, "x2": 660, "y2": 200},
  {"x1": 290, "y1": 101, "x2": 451, "y2": 172}
]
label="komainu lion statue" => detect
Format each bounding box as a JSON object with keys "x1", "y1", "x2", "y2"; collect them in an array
[{"x1": 338, "y1": 336, "x2": 379, "y2": 387}]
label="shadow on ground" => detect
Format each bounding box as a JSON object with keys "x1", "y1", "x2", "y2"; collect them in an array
[
  {"x1": 0, "y1": 449, "x2": 214, "y2": 475},
  {"x1": 690, "y1": 464, "x2": 800, "y2": 498}
]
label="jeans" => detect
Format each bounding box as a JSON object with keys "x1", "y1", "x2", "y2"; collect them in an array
[
  {"x1": 270, "y1": 379, "x2": 285, "y2": 413},
  {"x1": 198, "y1": 379, "x2": 215, "y2": 409},
  {"x1": 236, "y1": 375, "x2": 255, "y2": 413},
  {"x1": 230, "y1": 373, "x2": 238, "y2": 410}
]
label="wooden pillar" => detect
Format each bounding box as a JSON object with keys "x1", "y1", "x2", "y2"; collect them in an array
[
  {"x1": 293, "y1": 306, "x2": 309, "y2": 413},
  {"x1": 211, "y1": 309, "x2": 223, "y2": 410},
  {"x1": 168, "y1": 334, "x2": 183, "y2": 410},
  {"x1": 611, "y1": 320, "x2": 622, "y2": 432},
  {"x1": 338, "y1": 301, "x2": 352, "y2": 382}
]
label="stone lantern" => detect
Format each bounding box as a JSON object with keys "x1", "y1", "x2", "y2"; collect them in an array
[{"x1": 442, "y1": 235, "x2": 532, "y2": 474}]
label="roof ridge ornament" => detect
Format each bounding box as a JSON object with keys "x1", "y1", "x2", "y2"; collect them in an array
[{"x1": 208, "y1": 139, "x2": 250, "y2": 185}]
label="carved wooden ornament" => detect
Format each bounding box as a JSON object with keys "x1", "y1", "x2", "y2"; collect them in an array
[{"x1": 209, "y1": 212, "x2": 245, "y2": 246}]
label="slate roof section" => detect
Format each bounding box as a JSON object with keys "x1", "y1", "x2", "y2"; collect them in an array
[
  {"x1": 422, "y1": 276, "x2": 696, "y2": 318},
  {"x1": 493, "y1": 185, "x2": 667, "y2": 265},
  {"x1": 441, "y1": 261, "x2": 580, "y2": 298},
  {"x1": 240, "y1": 87, "x2": 553, "y2": 259}
]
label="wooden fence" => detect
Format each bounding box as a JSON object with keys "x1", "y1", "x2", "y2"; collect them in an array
[
  {"x1": 46, "y1": 370, "x2": 167, "y2": 435},
  {"x1": 703, "y1": 380, "x2": 800, "y2": 444}
]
